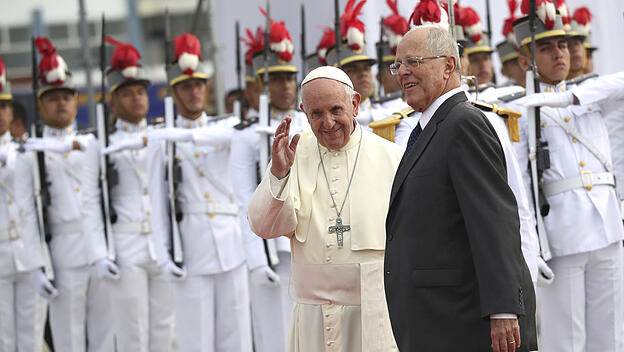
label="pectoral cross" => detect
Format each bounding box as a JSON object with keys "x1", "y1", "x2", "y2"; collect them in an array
[{"x1": 328, "y1": 217, "x2": 350, "y2": 248}]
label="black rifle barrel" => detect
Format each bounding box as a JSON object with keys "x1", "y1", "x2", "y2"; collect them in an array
[{"x1": 334, "y1": 0, "x2": 341, "y2": 68}]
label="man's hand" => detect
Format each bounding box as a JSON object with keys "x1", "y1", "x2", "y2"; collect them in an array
[
  {"x1": 162, "y1": 261, "x2": 187, "y2": 281},
  {"x1": 95, "y1": 258, "x2": 121, "y2": 281},
  {"x1": 516, "y1": 90, "x2": 576, "y2": 108},
  {"x1": 490, "y1": 318, "x2": 521, "y2": 352},
  {"x1": 270, "y1": 117, "x2": 300, "y2": 179}
]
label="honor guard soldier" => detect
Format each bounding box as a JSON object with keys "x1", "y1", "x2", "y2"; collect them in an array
[
  {"x1": 163, "y1": 32, "x2": 252, "y2": 352},
  {"x1": 232, "y1": 12, "x2": 309, "y2": 352},
  {"x1": 374, "y1": 0, "x2": 409, "y2": 113},
  {"x1": 497, "y1": 0, "x2": 525, "y2": 88},
  {"x1": 0, "y1": 55, "x2": 47, "y2": 352},
  {"x1": 100, "y1": 37, "x2": 176, "y2": 351},
  {"x1": 500, "y1": 2, "x2": 624, "y2": 350},
  {"x1": 24, "y1": 37, "x2": 117, "y2": 352},
  {"x1": 326, "y1": 0, "x2": 392, "y2": 130},
  {"x1": 240, "y1": 27, "x2": 264, "y2": 121},
  {"x1": 460, "y1": 6, "x2": 497, "y2": 97},
  {"x1": 571, "y1": 7, "x2": 599, "y2": 75}
]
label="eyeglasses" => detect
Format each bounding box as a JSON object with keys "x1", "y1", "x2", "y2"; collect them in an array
[{"x1": 388, "y1": 56, "x2": 448, "y2": 75}]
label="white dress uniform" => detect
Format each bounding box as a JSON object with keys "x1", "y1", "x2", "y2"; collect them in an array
[
  {"x1": 171, "y1": 112, "x2": 252, "y2": 352},
  {"x1": 0, "y1": 132, "x2": 47, "y2": 351},
  {"x1": 36, "y1": 125, "x2": 114, "y2": 352},
  {"x1": 107, "y1": 118, "x2": 175, "y2": 352},
  {"x1": 505, "y1": 81, "x2": 624, "y2": 352},
  {"x1": 230, "y1": 108, "x2": 309, "y2": 352},
  {"x1": 355, "y1": 98, "x2": 394, "y2": 132}
]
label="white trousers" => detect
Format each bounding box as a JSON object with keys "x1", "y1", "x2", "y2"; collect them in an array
[
  {"x1": 49, "y1": 265, "x2": 114, "y2": 352},
  {"x1": 110, "y1": 260, "x2": 175, "y2": 352},
  {"x1": 538, "y1": 241, "x2": 624, "y2": 352},
  {"x1": 171, "y1": 263, "x2": 252, "y2": 352},
  {"x1": 249, "y1": 252, "x2": 293, "y2": 352},
  {"x1": 0, "y1": 271, "x2": 46, "y2": 351}
]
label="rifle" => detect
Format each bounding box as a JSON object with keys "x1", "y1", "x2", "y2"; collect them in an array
[
  {"x1": 30, "y1": 37, "x2": 55, "y2": 282},
  {"x1": 300, "y1": 4, "x2": 306, "y2": 77},
  {"x1": 96, "y1": 14, "x2": 118, "y2": 263},
  {"x1": 164, "y1": 8, "x2": 184, "y2": 268},
  {"x1": 376, "y1": 16, "x2": 384, "y2": 99},
  {"x1": 334, "y1": 0, "x2": 342, "y2": 68},
  {"x1": 526, "y1": 0, "x2": 552, "y2": 261},
  {"x1": 234, "y1": 21, "x2": 244, "y2": 122},
  {"x1": 258, "y1": 0, "x2": 280, "y2": 269}
]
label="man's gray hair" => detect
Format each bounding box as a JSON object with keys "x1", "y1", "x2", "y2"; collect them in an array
[{"x1": 401, "y1": 24, "x2": 460, "y2": 74}]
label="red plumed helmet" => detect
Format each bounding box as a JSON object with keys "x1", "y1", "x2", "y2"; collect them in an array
[
  {"x1": 106, "y1": 37, "x2": 141, "y2": 79},
  {"x1": 502, "y1": 0, "x2": 519, "y2": 43},
  {"x1": 409, "y1": 0, "x2": 449, "y2": 28},
  {"x1": 521, "y1": 0, "x2": 556, "y2": 30},
  {"x1": 316, "y1": 27, "x2": 335, "y2": 66},
  {"x1": 340, "y1": 0, "x2": 367, "y2": 51},
  {"x1": 0, "y1": 56, "x2": 6, "y2": 92},
  {"x1": 174, "y1": 32, "x2": 202, "y2": 76},
  {"x1": 461, "y1": 7, "x2": 483, "y2": 43},
  {"x1": 557, "y1": 0, "x2": 571, "y2": 24},
  {"x1": 241, "y1": 27, "x2": 265, "y2": 66},
  {"x1": 572, "y1": 7, "x2": 592, "y2": 36},
  {"x1": 259, "y1": 7, "x2": 294, "y2": 63},
  {"x1": 441, "y1": 1, "x2": 462, "y2": 25},
  {"x1": 384, "y1": 0, "x2": 409, "y2": 54},
  {"x1": 35, "y1": 37, "x2": 69, "y2": 86}
]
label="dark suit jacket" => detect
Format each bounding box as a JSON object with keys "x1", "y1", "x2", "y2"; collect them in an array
[{"x1": 384, "y1": 92, "x2": 537, "y2": 351}]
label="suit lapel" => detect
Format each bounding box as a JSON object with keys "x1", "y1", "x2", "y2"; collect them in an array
[{"x1": 389, "y1": 92, "x2": 467, "y2": 207}]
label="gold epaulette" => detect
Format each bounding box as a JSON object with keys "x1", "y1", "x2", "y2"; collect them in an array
[
  {"x1": 470, "y1": 101, "x2": 522, "y2": 143},
  {"x1": 369, "y1": 107, "x2": 415, "y2": 142}
]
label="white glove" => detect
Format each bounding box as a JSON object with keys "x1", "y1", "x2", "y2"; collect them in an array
[
  {"x1": 162, "y1": 261, "x2": 187, "y2": 281},
  {"x1": 250, "y1": 265, "x2": 280, "y2": 288},
  {"x1": 516, "y1": 90, "x2": 575, "y2": 108},
  {"x1": 537, "y1": 257, "x2": 555, "y2": 287},
  {"x1": 30, "y1": 269, "x2": 59, "y2": 299},
  {"x1": 255, "y1": 125, "x2": 277, "y2": 136},
  {"x1": 146, "y1": 127, "x2": 193, "y2": 143},
  {"x1": 24, "y1": 137, "x2": 74, "y2": 153},
  {"x1": 101, "y1": 136, "x2": 144, "y2": 155},
  {"x1": 95, "y1": 258, "x2": 120, "y2": 281}
]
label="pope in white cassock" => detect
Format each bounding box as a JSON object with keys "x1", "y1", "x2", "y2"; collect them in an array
[{"x1": 247, "y1": 66, "x2": 402, "y2": 352}]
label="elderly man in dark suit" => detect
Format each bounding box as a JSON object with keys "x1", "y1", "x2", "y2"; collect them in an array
[{"x1": 384, "y1": 24, "x2": 537, "y2": 352}]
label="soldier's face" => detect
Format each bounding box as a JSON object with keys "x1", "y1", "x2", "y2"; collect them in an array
[
  {"x1": 460, "y1": 51, "x2": 470, "y2": 76},
  {"x1": 40, "y1": 90, "x2": 77, "y2": 129},
  {"x1": 245, "y1": 80, "x2": 260, "y2": 111},
  {"x1": 342, "y1": 61, "x2": 374, "y2": 100},
  {"x1": 112, "y1": 83, "x2": 149, "y2": 124},
  {"x1": 468, "y1": 52, "x2": 493, "y2": 84},
  {"x1": 173, "y1": 78, "x2": 207, "y2": 118},
  {"x1": 567, "y1": 37, "x2": 585, "y2": 73},
  {"x1": 378, "y1": 63, "x2": 402, "y2": 95},
  {"x1": 301, "y1": 78, "x2": 359, "y2": 150},
  {"x1": 267, "y1": 72, "x2": 297, "y2": 111},
  {"x1": 502, "y1": 59, "x2": 524, "y2": 86},
  {"x1": 0, "y1": 101, "x2": 13, "y2": 135},
  {"x1": 534, "y1": 37, "x2": 570, "y2": 82}
]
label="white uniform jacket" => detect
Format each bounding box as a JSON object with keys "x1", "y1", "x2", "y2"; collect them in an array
[
  {"x1": 175, "y1": 113, "x2": 246, "y2": 275},
  {"x1": 39, "y1": 126, "x2": 107, "y2": 269},
  {"x1": 109, "y1": 119, "x2": 170, "y2": 266},
  {"x1": 0, "y1": 132, "x2": 43, "y2": 276}
]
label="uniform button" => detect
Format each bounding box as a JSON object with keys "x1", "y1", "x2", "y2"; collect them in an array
[
  {"x1": 10, "y1": 219, "x2": 15, "y2": 225},
  {"x1": 195, "y1": 152, "x2": 201, "y2": 158},
  {"x1": 75, "y1": 187, "x2": 80, "y2": 192},
  {"x1": 330, "y1": 204, "x2": 335, "y2": 208},
  {"x1": 572, "y1": 138, "x2": 578, "y2": 143},
  {"x1": 331, "y1": 177, "x2": 339, "y2": 182},
  {"x1": 146, "y1": 210, "x2": 152, "y2": 216},
  {"x1": 7, "y1": 200, "x2": 12, "y2": 205},
  {"x1": 333, "y1": 152, "x2": 339, "y2": 157},
  {"x1": 204, "y1": 192, "x2": 210, "y2": 198},
  {"x1": 386, "y1": 271, "x2": 391, "y2": 275},
  {"x1": 198, "y1": 122, "x2": 204, "y2": 127},
  {"x1": 332, "y1": 165, "x2": 338, "y2": 170},
  {"x1": 579, "y1": 161, "x2": 586, "y2": 167},
  {"x1": 325, "y1": 257, "x2": 332, "y2": 263},
  {"x1": 541, "y1": 123, "x2": 546, "y2": 128},
  {"x1": 564, "y1": 117, "x2": 570, "y2": 122},
  {"x1": 199, "y1": 172, "x2": 205, "y2": 177},
  {"x1": 63, "y1": 152, "x2": 69, "y2": 158},
  {"x1": 327, "y1": 341, "x2": 333, "y2": 346},
  {"x1": 587, "y1": 107, "x2": 592, "y2": 112},
  {"x1": 326, "y1": 243, "x2": 332, "y2": 248},
  {"x1": 325, "y1": 313, "x2": 330, "y2": 318},
  {"x1": 331, "y1": 190, "x2": 337, "y2": 195},
  {"x1": 185, "y1": 123, "x2": 191, "y2": 128},
  {"x1": 329, "y1": 217, "x2": 335, "y2": 222},
  {"x1": 143, "y1": 188, "x2": 148, "y2": 195},
  {"x1": 545, "y1": 87, "x2": 553, "y2": 92}
]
